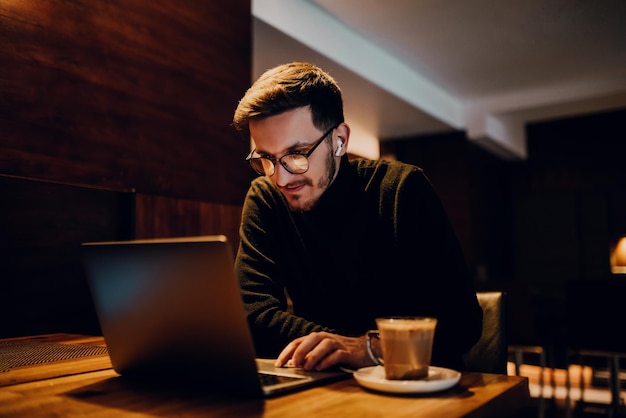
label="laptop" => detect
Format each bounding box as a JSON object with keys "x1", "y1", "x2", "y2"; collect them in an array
[{"x1": 81, "y1": 235, "x2": 347, "y2": 397}]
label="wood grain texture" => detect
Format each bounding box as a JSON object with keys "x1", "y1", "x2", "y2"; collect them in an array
[
  {"x1": 134, "y1": 192, "x2": 243, "y2": 252},
  {"x1": 0, "y1": 0, "x2": 253, "y2": 205},
  {"x1": 0, "y1": 334, "x2": 530, "y2": 418},
  {"x1": 0, "y1": 1, "x2": 252, "y2": 337}
]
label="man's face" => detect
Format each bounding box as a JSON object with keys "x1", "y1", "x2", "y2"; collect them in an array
[{"x1": 248, "y1": 107, "x2": 342, "y2": 212}]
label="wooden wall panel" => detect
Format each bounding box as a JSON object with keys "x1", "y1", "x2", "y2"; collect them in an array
[
  {"x1": 134, "y1": 193, "x2": 243, "y2": 253},
  {"x1": 0, "y1": 2, "x2": 252, "y2": 337},
  {"x1": 0, "y1": 0, "x2": 253, "y2": 205}
]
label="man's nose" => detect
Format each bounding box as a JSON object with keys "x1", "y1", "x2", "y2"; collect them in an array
[{"x1": 272, "y1": 162, "x2": 294, "y2": 186}]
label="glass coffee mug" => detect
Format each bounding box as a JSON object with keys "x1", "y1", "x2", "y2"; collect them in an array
[{"x1": 366, "y1": 317, "x2": 437, "y2": 380}]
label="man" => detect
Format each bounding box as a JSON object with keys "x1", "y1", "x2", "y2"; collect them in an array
[{"x1": 232, "y1": 62, "x2": 482, "y2": 372}]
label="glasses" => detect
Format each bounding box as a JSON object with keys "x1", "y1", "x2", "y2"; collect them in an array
[{"x1": 246, "y1": 125, "x2": 338, "y2": 176}]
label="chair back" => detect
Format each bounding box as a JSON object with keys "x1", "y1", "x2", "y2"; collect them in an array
[{"x1": 463, "y1": 291, "x2": 508, "y2": 374}]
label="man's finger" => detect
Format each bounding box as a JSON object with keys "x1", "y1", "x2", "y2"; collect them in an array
[{"x1": 275, "y1": 339, "x2": 300, "y2": 367}]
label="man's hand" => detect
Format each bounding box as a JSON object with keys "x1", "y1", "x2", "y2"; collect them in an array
[{"x1": 275, "y1": 331, "x2": 377, "y2": 371}]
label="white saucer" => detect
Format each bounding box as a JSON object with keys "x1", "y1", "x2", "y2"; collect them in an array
[{"x1": 353, "y1": 365, "x2": 460, "y2": 394}]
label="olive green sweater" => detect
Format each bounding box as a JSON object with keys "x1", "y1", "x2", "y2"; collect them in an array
[{"x1": 235, "y1": 157, "x2": 482, "y2": 370}]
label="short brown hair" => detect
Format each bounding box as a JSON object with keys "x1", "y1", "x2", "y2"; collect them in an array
[{"x1": 233, "y1": 62, "x2": 344, "y2": 133}]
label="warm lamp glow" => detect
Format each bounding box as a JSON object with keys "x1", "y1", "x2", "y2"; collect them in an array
[{"x1": 611, "y1": 237, "x2": 626, "y2": 274}]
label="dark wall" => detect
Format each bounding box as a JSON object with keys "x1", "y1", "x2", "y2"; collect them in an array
[
  {"x1": 1, "y1": 176, "x2": 135, "y2": 337},
  {"x1": 511, "y1": 109, "x2": 626, "y2": 281},
  {"x1": 515, "y1": 109, "x2": 626, "y2": 282},
  {"x1": 0, "y1": 1, "x2": 252, "y2": 337},
  {"x1": 0, "y1": 0, "x2": 252, "y2": 204},
  {"x1": 507, "y1": 109, "x2": 626, "y2": 357}
]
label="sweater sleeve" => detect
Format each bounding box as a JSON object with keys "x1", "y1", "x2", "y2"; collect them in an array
[{"x1": 235, "y1": 180, "x2": 331, "y2": 357}]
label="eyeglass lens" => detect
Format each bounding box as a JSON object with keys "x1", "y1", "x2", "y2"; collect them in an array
[{"x1": 249, "y1": 153, "x2": 309, "y2": 176}]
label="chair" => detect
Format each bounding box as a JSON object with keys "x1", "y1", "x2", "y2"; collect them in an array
[{"x1": 463, "y1": 291, "x2": 508, "y2": 374}]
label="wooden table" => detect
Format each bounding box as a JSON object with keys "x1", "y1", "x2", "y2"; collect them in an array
[{"x1": 0, "y1": 334, "x2": 530, "y2": 417}]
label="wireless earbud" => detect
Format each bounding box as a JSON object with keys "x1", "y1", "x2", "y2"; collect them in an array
[{"x1": 335, "y1": 140, "x2": 343, "y2": 156}]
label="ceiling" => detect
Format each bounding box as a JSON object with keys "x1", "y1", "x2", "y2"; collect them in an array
[{"x1": 252, "y1": 0, "x2": 626, "y2": 159}]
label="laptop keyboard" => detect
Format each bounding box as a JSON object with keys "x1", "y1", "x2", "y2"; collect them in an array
[{"x1": 258, "y1": 372, "x2": 307, "y2": 386}]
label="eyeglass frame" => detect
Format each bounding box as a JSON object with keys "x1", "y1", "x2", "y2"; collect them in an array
[{"x1": 245, "y1": 124, "x2": 339, "y2": 176}]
